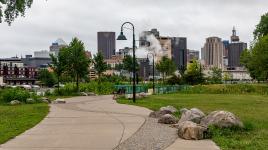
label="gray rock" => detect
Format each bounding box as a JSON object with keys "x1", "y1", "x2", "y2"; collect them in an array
[
  {"x1": 158, "y1": 114, "x2": 178, "y2": 124},
  {"x1": 160, "y1": 106, "x2": 178, "y2": 113},
  {"x1": 180, "y1": 108, "x2": 188, "y2": 113},
  {"x1": 42, "y1": 100, "x2": 50, "y2": 104},
  {"x1": 41, "y1": 97, "x2": 51, "y2": 103},
  {"x1": 87, "y1": 92, "x2": 96, "y2": 96},
  {"x1": 200, "y1": 110, "x2": 244, "y2": 128},
  {"x1": 179, "y1": 108, "x2": 205, "y2": 124},
  {"x1": 149, "y1": 109, "x2": 173, "y2": 118},
  {"x1": 10, "y1": 100, "x2": 21, "y2": 105},
  {"x1": 177, "y1": 121, "x2": 208, "y2": 140},
  {"x1": 80, "y1": 92, "x2": 88, "y2": 96},
  {"x1": 53, "y1": 99, "x2": 66, "y2": 104},
  {"x1": 26, "y1": 98, "x2": 35, "y2": 104}
]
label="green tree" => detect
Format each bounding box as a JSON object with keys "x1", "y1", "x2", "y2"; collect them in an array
[
  {"x1": 93, "y1": 52, "x2": 107, "y2": 81},
  {"x1": 0, "y1": 0, "x2": 33, "y2": 25},
  {"x1": 241, "y1": 35, "x2": 268, "y2": 81},
  {"x1": 122, "y1": 55, "x2": 139, "y2": 83},
  {"x1": 38, "y1": 69, "x2": 56, "y2": 87},
  {"x1": 254, "y1": 12, "x2": 268, "y2": 40},
  {"x1": 208, "y1": 67, "x2": 222, "y2": 84},
  {"x1": 156, "y1": 56, "x2": 176, "y2": 83},
  {"x1": 183, "y1": 59, "x2": 204, "y2": 85},
  {"x1": 63, "y1": 38, "x2": 90, "y2": 91}
]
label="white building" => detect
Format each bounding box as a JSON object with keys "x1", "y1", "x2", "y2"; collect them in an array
[{"x1": 34, "y1": 50, "x2": 55, "y2": 58}]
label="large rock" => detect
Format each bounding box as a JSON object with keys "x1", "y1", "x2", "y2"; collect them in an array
[
  {"x1": 149, "y1": 109, "x2": 173, "y2": 118},
  {"x1": 41, "y1": 97, "x2": 51, "y2": 103},
  {"x1": 53, "y1": 99, "x2": 66, "y2": 104},
  {"x1": 10, "y1": 100, "x2": 21, "y2": 105},
  {"x1": 179, "y1": 108, "x2": 205, "y2": 124},
  {"x1": 160, "y1": 106, "x2": 178, "y2": 113},
  {"x1": 177, "y1": 121, "x2": 208, "y2": 140},
  {"x1": 26, "y1": 98, "x2": 35, "y2": 104},
  {"x1": 87, "y1": 92, "x2": 97, "y2": 96},
  {"x1": 158, "y1": 114, "x2": 178, "y2": 124},
  {"x1": 80, "y1": 92, "x2": 88, "y2": 96},
  {"x1": 200, "y1": 111, "x2": 244, "y2": 128}
]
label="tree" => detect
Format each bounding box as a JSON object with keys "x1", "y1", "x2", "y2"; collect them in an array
[
  {"x1": 63, "y1": 38, "x2": 90, "y2": 91},
  {"x1": 93, "y1": 52, "x2": 107, "y2": 81},
  {"x1": 122, "y1": 55, "x2": 139, "y2": 83},
  {"x1": 254, "y1": 12, "x2": 268, "y2": 40},
  {"x1": 38, "y1": 69, "x2": 56, "y2": 87},
  {"x1": 241, "y1": 35, "x2": 268, "y2": 81},
  {"x1": 50, "y1": 51, "x2": 65, "y2": 92},
  {"x1": 183, "y1": 59, "x2": 204, "y2": 85},
  {"x1": 208, "y1": 67, "x2": 222, "y2": 84},
  {"x1": 0, "y1": 0, "x2": 33, "y2": 25},
  {"x1": 156, "y1": 56, "x2": 176, "y2": 83}
]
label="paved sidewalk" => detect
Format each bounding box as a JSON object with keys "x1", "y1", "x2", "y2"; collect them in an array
[
  {"x1": 0, "y1": 95, "x2": 151, "y2": 150},
  {"x1": 165, "y1": 138, "x2": 220, "y2": 150}
]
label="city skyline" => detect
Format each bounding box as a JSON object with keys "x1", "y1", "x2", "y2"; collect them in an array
[{"x1": 0, "y1": 0, "x2": 267, "y2": 58}]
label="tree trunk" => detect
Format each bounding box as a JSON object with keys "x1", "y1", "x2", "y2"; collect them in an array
[{"x1": 76, "y1": 73, "x2": 79, "y2": 92}]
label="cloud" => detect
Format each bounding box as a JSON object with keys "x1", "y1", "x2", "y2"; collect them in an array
[{"x1": 0, "y1": 0, "x2": 267, "y2": 58}]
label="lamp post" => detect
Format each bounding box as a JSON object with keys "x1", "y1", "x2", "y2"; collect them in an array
[
  {"x1": 117, "y1": 22, "x2": 136, "y2": 103},
  {"x1": 147, "y1": 53, "x2": 155, "y2": 94}
]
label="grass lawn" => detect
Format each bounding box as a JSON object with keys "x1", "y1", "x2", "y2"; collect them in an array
[
  {"x1": 118, "y1": 94, "x2": 268, "y2": 150},
  {"x1": 0, "y1": 103, "x2": 49, "y2": 144}
]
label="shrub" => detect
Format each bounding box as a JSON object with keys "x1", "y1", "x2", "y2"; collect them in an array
[{"x1": 1, "y1": 88, "x2": 31, "y2": 103}]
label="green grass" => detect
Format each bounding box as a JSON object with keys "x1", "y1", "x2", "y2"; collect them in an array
[
  {"x1": 118, "y1": 94, "x2": 268, "y2": 150},
  {"x1": 0, "y1": 103, "x2": 49, "y2": 144}
]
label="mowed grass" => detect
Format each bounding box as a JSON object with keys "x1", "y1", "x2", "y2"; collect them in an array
[
  {"x1": 118, "y1": 94, "x2": 268, "y2": 150},
  {"x1": 0, "y1": 104, "x2": 49, "y2": 144}
]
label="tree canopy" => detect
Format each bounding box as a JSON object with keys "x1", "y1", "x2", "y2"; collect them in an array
[
  {"x1": 156, "y1": 56, "x2": 176, "y2": 82},
  {"x1": 0, "y1": 0, "x2": 33, "y2": 25},
  {"x1": 183, "y1": 59, "x2": 204, "y2": 85},
  {"x1": 93, "y1": 52, "x2": 107, "y2": 78},
  {"x1": 254, "y1": 12, "x2": 268, "y2": 40}
]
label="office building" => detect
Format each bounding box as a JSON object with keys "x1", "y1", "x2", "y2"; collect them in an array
[
  {"x1": 97, "y1": 32, "x2": 116, "y2": 59},
  {"x1": 171, "y1": 37, "x2": 187, "y2": 70},
  {"x1": 201, "y1": 37, "x2": 224, "y2": 69},
  {"x1": 187, "y1": 49, "x2": 199, "y2": 63},
  {"x1": 228, "y1": 27, "x2": 247, "y2": 69},
  {"x1": 34, "y1": 50, "x2": 55, "y2": 58},
  {"x1": 49, "y1": 38, "x2": 67, "y2": 56},
  {"x1": 139, "y1": 29, "x2": 160, "y2": 47}
]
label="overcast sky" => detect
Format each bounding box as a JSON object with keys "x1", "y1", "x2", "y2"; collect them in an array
[{"x1": 0, "y1": 0, "x2": 267, "y2": 58}]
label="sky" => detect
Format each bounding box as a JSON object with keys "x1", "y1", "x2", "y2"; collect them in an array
[{"x1": 0, "y1": 0, "x2": 267, "y2": 58}]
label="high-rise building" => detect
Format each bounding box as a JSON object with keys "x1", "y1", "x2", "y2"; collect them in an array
[
  {"x1": 201, "y1": 37, "x2": 224, "y2": 69},
  {"x1": 187, "y1": 49, "x2": 199, "y2": 63},
  {"x1": 171, "y1": 37, "x2": 187, "y2": 70},
  {"x1": 227, "y1": 27, "x2": 247, "y2": 69},
  {"x1": 49, "y1": 38, "x2": 67, "y2": 56},
  {"x1": 97, "y1": 32, "x2": 116, "y2": 59}
]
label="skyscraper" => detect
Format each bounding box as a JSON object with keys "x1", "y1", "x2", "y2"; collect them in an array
[
  {"x1": 49, "y1": 38, "x2": 67, "y2": 56},
  {"x1": 228, "y1": 27, "x2": 247, "y2": 69},
  {"x1": 97, "y1": 32, "x2": 116, "y2": 59},
  {"x1": 201, "y1": 37, "x2": 224, "y2": 69},
  {"x1": 171, "y1": 37, "x2": 187, "y2": 70}
]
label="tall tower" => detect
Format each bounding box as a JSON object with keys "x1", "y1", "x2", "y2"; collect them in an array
[
  {"x1": 97, "y1": 32, "x2": 116, "y2": 59},
  {"x1": 231, "y1": 26, "x2": 240, "y2": 43}
]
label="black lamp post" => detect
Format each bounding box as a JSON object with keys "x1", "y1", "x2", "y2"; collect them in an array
[
  {"x1": 147, "y1": 53, "x2": 155, "y2": 94},
  {"x1": 117, "y1": 22, "x2": 136, "y2": 103}
]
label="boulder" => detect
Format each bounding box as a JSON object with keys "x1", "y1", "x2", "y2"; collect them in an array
[
  {"x1": 179, "y1": 108, "x2": 205, "y2": 124},
  {"x1": 26, "y1": 98, "x2": 35, "y2": 104},
  {"x1": 200, "y1": 111, "x2": 244, "y2": 128},
  {"x1": 80, "y1": 92, "x2": 88, "y2": 96},
  {"x1": 177, "y1": 121, "x2": 208, "y2": 140},
  {"x1": 10, "y1": 100, "x2": 21, "y2": 105},
  {"x1": 149, "y1": 109, "x2": 173, "y2": 118},
  {"x1": 41, "y1": 97, "x2": 51, "y2": 103},
  {"x1": 180, "y1": 108, "x2": 188, "y2": 113},
  {"x1": 87, "y1": 92, "x2": 96, "y2": 96},
  {"x1": 160, "y1": 106, "x2": 178, "y2": 113},
  {"x1": 53, "y1": 99, "x2": 66, "y2": 104},
  {"x1": 158, "y1": 114, "x2": 178, "y2": 124}
]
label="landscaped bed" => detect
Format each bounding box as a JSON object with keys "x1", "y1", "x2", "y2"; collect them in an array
[
  {"x1": 0, "y1": 103, "x2": 49, "y2": 144},
  {"x1": 118, "y1": 94, "x2": 268, "y2": 150}
]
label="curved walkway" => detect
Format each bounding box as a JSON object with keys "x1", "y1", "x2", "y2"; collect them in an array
[
  {"x1": 0, "y1": 95, "x2": 220, "y2": 150},
  {"x1": 0, "y1": 96, "x2": 151, "y2": 150}
]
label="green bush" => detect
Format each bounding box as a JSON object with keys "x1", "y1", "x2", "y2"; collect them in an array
[
  {"x1": 1, "y1": 88, "x2": 31, "y2": 103},
  {"x1": 180, "y1": 84, "x2": 268, "y2": 95}
]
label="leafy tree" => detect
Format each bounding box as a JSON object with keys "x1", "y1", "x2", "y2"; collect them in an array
[
  {"x1": 208, "y1": 67, "x2": 222, "y2": 84},
  {"x1": 183, "y1": 59, "x2": 204, "y2": 85},
  {"x1": 63, "y1": 38, "x2": 90, "y2": 91},
  {"x1": 38, "y1": 69, "x2": 56, "y2": 87},
  {"x1": 254, "y1": 12, "x2": 268, "y2": 40},
  {"x1": 122, "y1": 55, "x2": 139, "y2": 83},
  {"x1": 223, "y1": 72, "x2": 232, "y2": 83},
  {"x1": 241, "y1": 35, "x2": 268, "y2": 81},
  {"x1": 93, "y1": 52, "x2": 107, "y2": 80},
  {"x1": 167, "y1": 74, "x2": 181, "y2": 85},
  {"x1": 0, "y1": 0, "x2": 33, "y2": 25},
  {"x1": 156, "y1": 56, "x2": 176, "y2": 83}
]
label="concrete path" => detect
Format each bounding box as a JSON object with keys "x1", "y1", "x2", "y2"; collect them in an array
[
  {"x1": 0, "y1": 95, "x2": 151, "y2": 150},
  {"x1": 0, "y1": 95, "x2": 220, "y2": 150}
]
